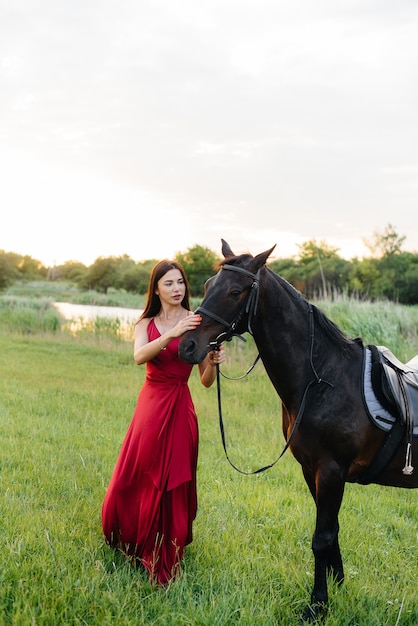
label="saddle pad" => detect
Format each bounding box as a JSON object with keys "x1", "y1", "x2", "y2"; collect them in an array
[{"x1": 363, "y1": 347, "x2": 397, "y2": 432}]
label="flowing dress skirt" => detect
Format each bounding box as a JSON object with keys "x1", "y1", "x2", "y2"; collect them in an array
[{"x1": 102, "y1": 319, "x2": 198, "y2": 584}]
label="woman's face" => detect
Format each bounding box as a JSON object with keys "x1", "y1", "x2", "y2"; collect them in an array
[{"x1": 155, "y1": 268, "x2": 186, "y2": 305}]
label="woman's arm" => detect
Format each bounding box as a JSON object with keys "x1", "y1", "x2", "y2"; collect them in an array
[
  {"x1": 198, "y1": 346, "x2": 226, "y2": 388},
  {"x1": 133, "y1": 314, "x2": 202, "y2": 365}
]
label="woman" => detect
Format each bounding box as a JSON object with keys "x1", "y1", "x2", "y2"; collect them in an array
[{"x1": 102, "y1": 260, "x2": 225, "y2": 585}]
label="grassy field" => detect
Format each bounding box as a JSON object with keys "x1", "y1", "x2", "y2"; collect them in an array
[{"x1": 0, "y1": 296, "x2": 417, "y2": 625}]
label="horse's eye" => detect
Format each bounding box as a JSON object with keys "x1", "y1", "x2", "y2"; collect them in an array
[{"x1": 230, "y1": 289, "x2": 242, "y2": 298}]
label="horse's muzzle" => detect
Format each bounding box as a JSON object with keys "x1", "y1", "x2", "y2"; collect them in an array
[{"x1": 178, "y1": 334, "x2": 207, "y2": 364}]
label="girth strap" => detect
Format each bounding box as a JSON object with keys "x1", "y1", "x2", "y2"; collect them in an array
[{"x1": 356, "y1": 418, "x2": 406, "y2": 485}]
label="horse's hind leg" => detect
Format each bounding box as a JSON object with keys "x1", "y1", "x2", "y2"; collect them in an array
[{"x1": 327, "y1": 522, "x2": 344, "y2": 585}]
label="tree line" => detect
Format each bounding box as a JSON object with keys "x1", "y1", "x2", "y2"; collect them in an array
[{"x1": 1, "y1": 225, "x2": 418, "y2": 304}]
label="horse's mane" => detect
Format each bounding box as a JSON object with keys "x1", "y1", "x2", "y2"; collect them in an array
[
  {"x1": 266, "y1": 267, "x2": 361, "y2": 355},
  {"x1": 219, "y1": 255, "x2": 361, "y2": 355}
]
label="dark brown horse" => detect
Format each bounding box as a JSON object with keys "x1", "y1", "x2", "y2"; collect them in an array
[{"x1": 179, "y1": 240, "x2": 417, "y2": 622}]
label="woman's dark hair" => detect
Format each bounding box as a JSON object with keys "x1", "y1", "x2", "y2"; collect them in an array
[{"x1": 139, "y1": 260, "x2": 190, "y2": 320}]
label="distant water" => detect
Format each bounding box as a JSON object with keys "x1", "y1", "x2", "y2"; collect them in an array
[
  {"x1": 53, "y1": 302, "x2": 143, "y2": 338},
  {"x1": 53, "y1": 302, "x2": 142, "y2": 323}
]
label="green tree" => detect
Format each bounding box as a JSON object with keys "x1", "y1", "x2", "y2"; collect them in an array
[
  {"x1": 175, "y1": 245, "x2": 220, "y2": 297},
  {"x1": 77, "y1": 257, "x2": 120, "y2": 293},
  {"x1": 347, "y1": 226, "x2": 415, "y2": 301},
  {"x1": 56, "y1": 260, "x2": 87, "y2": 282},
  {"x1": 348, "y1": 257, "x2": 382, "y2": 299},
  {"x1": 398, "y1": 254, "x2": 418, "y2": 304},
  {"x1": 111, "y1": 255, "x2": 137, "y2": 291},
  {"x1": 118, "y1": 260, "x2": 158, "y2": 294},
  {"x1": 376, "y1": 251, "x2": 417, "y2": 302},
  {"x1": 268, "y1": 257, "x2": 302, "y2": 291},
  {"x1": 0, "y1": 252, "x2": 19, "y2": 291},
  {"x1": 16, "y1": 255, "x2": 46, "y2": 279},
  {"x1": 296, "y1": 240, "x2": 351, "y2": 298},
  {"x1": 0, "y1": 250, "x2": 46, "y2": 286},
  {"x1": 364, "y1": 223, "x2": 406, "y2": 257}
]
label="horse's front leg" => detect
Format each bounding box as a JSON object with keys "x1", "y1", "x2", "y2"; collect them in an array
[{"x1": 301, "y1": 463, "x2": 346, "y2": 622}]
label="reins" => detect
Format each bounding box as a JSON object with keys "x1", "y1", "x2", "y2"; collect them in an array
[
  {"x1": 215, "y1": 359, "x2": 319, "y2": 475},
  {"x1": 199, "y1": 264, "x2": 332, "y2": 475}
]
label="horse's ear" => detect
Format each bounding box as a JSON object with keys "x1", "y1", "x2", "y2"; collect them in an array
[
  {"x1": 221, "y1": 239, "x2": 235, "y2": 259},
  {"x1": 250, "y1": 245, "x2": 276, "y2": 272}
]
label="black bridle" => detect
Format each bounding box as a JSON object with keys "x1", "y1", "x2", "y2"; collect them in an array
[
  {"x1": 194, "y1": 263, "x2": 332, "y2": 476},
  {"x1": 196, "y1": 263, "x2": 261, "y2": 379},
  {"x1": 195, "y1": 264, "x2": 261, "y2": 348}
]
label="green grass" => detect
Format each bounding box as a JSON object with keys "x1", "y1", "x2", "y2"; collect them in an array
[
  {"x1": 0, "y1": 300, "x2": 417, "y2": 625},
  {"x1": 316, "y1": 298, "x2": 418, "y2": 360},
  {"x1": 4, "y1": 281, "x2": 145, "y2": 309}
]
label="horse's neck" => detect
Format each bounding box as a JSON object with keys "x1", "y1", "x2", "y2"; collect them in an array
[{"x1": 253, "y1": 281, "x2": 310, "y2": 407}]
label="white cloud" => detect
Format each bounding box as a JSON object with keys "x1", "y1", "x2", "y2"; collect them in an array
[{"x1": 1, "y1": 0, "x2": 418, "y2": 264}]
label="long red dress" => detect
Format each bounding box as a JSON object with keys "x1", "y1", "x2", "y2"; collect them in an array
[{"x1": 102, "y1": 318, "x2": 198, "y2": 584}]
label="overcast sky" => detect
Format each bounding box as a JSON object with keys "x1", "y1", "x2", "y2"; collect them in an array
[{"x1": 1, "y1": 0, "x2": 417, "y2": 266}]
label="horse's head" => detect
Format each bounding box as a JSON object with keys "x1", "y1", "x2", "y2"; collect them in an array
[{"x1": 179, "y1": 239, "x2": 276, "y2": 364}]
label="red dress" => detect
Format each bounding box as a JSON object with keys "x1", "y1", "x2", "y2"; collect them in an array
[{"x1": 102, "y1": 318, "x2": 198, "y2": 584}]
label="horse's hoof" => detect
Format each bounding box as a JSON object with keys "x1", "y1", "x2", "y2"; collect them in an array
[{"x1": 299, "y1": 602, "x2": 326, "y2": 624}]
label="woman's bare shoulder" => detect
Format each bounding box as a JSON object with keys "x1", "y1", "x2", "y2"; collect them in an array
[{"x1": 134, "y1": 316, "x2": 153, "y2": 332}]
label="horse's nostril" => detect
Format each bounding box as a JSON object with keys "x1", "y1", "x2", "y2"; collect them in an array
[
  {"x1": 184, "y1": 338, "x2": 196, "y2": 355},
  {"x1": 179, "y1": 337, "x2": 197, "y2": 360}
]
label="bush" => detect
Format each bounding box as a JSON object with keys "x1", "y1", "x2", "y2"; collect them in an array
[{"x1": 0, "y1": 297, "x2": 61, "y2": 334}]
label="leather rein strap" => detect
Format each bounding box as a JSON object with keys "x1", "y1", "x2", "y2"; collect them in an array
[{"x1": 215, "y1": 360, "x2": 319, "y2": 475}]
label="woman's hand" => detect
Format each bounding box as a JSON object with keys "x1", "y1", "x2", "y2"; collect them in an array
[
  {"x1": 199, "y1": 345, "x2": 226, "y2": 387},
  {"x1": 172, "y1": 312, "x2": 202, "y2": 337},
  {"x1": 207, "y1": 345, "x2": 226, "y2": 366}
]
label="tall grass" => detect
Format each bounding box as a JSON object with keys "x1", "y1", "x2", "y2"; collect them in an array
[
  {"x1": 316, "y1": 298, "x2": 418, "y2": 361},
  {"x1": 4, "y1": 282, "x2": 201, "y2": 312},
  {"x1": 5, "y1": 281, "x2": 145, "y2": 309},
  {"x1": 0, "y1": 299, "x2": 417, "y2": 625}
]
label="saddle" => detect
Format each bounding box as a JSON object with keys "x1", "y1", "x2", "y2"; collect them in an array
[
  {"x1": 359, "y1": 345, "x2": 418, "y2": 484},
  {"x1": 377, "y1": 346, "x2": 418, "y2": 439}
]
